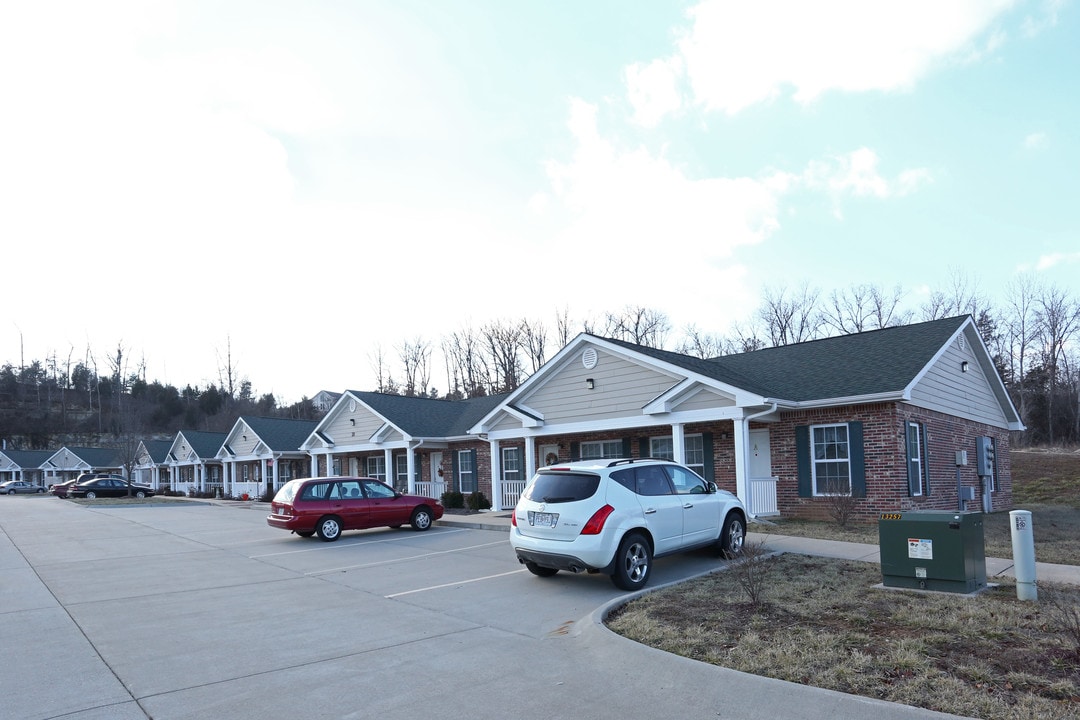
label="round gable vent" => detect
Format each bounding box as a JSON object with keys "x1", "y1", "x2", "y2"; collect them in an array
[{"x1": 582, "y1": 347, "x2": 598, "y2": 370}]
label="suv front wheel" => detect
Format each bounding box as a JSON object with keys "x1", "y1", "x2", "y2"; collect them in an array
[
  {"x1": 611, "y1": 532, "x2": 652, "y2": 590},
  {"x1": 719, "y1": 513, "x2": 746, "y2": 558}
]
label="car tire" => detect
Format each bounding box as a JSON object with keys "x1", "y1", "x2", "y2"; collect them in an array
[
  {"x1": 719, "y1": 513, "x2": 746, "y2": 558},
  {"x1": 85, "y1": 491, "x2": 97, "y2": 499},
  {"x1": 316, "y1": 516, "x2": 342, "y2": 542},
  {"x1": 410, "y1": 507, "x2": 433, "y2": 531},
  {"x1": 611, "y1": 532, "x2": 652, "y2": 591},
  {"x1": 37, "y1": 488, "x2": 45, "y2": 493},
  {"x1": 296, "y1": 531, "x2": 315, "y2": 538},
  {"x1": 525, "y1": 561, "x2": 558, "y2": 578},
  {"x1": 135, "y1": 490, "x2": 146, "y2": 499}
]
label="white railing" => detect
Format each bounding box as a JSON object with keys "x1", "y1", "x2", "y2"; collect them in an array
[
  {"x1": 414, "y1": 481, "x2": 447, "y2": 499},
  {"x1": 500, "y1": 480, "x2": 528, "y2": 510},
  {"x1": 748, "y1": 476, "x2": 779, "y2": 517}
]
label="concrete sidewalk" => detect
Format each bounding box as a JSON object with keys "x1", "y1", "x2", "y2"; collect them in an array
[{"x1": 437, "y1": 509, "x2": 1080, "y2": 586}]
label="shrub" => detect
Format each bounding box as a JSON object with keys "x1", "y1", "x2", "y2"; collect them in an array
[
  {"x1": 467, "y1": 491, "x2": 492, "y2": 511},
  {"x1": 442, "y1": 490, "x2": 464, "y2": 508}
]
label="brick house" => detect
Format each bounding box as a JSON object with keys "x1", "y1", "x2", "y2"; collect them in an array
[
  {"x1": 217, "y1": 417, "x2": 320, "y2": 499},
  {"x1": 470, "y1": 315, "x2": 1022, "y2": 519},
  {"x1": 301, "y1": 392, "x2": 506, "y2": 501}
]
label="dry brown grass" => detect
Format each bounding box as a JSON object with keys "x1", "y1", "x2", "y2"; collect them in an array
[
  {"x1": 606, "y1": 449, "x2": 1080, "y2": 719},
  {"x1": 607, "y1": 555, "x2": 1080, "y2": 720}
]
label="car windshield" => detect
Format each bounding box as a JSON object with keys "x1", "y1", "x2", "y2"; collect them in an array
[{"x1": 522, "y1": 472, "x2": 601, "y2": 504}]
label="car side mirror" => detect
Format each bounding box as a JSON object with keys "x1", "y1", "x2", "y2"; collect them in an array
[{"x1": 707, "y1": 482, "x2": 719, "y2": 493}]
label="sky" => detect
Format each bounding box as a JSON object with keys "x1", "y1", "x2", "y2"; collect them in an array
[{"x1": 2, "y1": 0, "x2": 1078, "y2": 405}]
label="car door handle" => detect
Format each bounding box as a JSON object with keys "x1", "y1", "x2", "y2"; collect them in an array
[
  {"x1": 683, "y1": 503, "x2": 694, "y2": 509},
  {"x1": 644, "y1": 508, "x2": 656, "y2": 514}
]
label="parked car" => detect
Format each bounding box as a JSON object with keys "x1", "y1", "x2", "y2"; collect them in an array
[
  {"x1": 69, "y1": 477, "x2": 155, "y2": 499},
  {"x1": 511, "y1": 458, "x2": 747, "y2": 591},
  {"x1": 0, "y1": 480, "x2": 46, "y2": 494},
  {"x1": 267, "y1": 477, "x2": 444, "y2": 542}
]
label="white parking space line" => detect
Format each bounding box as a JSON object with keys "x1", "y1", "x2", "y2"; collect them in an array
[
  {"x1": 304, "y1": 540, "x2": 509, "y2": 576},
  {"x1": 385, "y1": 569, "x2": 526, "y2": 598},
  {"x1": 248, "y1": 527, "x2": 469, "y2": 559}
]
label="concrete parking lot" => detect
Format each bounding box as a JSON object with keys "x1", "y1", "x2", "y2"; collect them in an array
[{"x1": 1, "y1": 496, "x2": 960, "y2": 720}]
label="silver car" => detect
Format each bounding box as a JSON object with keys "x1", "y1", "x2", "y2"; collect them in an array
[{"x1": 0, "y1": 480, "x2": 47, "y2": 494}]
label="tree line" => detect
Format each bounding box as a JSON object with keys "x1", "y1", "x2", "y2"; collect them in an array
[{"x1": 3, "y1": 272, "x2": 1078, "y2": 450}]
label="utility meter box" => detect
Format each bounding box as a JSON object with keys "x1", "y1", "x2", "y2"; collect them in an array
[{"x1": 878, "y1": 510, "x2": 986, "y2": 593}]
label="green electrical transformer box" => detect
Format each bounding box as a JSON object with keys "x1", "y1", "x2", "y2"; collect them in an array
[{"x1": 878, "y1": 511, "x2": 987, "y2": 593}]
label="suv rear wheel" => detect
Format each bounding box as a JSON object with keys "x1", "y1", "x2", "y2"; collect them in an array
[{"x1": 611, "y1": 532, "x2": 651, "y2": 590}]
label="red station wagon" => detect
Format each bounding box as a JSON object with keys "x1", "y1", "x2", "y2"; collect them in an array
[{"x1": 267, "y1": 477, "x2": 444, "y2": 542}]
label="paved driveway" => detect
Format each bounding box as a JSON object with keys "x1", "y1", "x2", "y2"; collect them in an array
[{"x1": 1, "y1": 497, "x2": 959, "y2": 720}]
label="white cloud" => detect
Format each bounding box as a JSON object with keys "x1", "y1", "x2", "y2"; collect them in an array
[
  {"x1": 1023, "y1": 132, "x2": 1049, "y2": 150},
  {"x1": 1034, "y1": 251, "x2": 1080, "y2": 271},
  {"x1": 625, "y1": 56, "x2": 685, "y2": 127},
  {"x1": 803, "y1": 148, "x2": 931, "y2": 212},
  {"x1": 665, "y1": 0, "x2": 1015, "y2": 117}
]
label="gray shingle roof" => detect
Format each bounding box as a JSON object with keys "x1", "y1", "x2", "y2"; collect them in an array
[
  {"x1": 179, "y1": 430, "x2": 227, "y2": 458},
  {"x1": 346, "y1": 391, "x2": 509, "y2": 437},
  {"x1": 604, "y1": 316, "x2": 969, "y2": 402},
  {"x1": 240, "y1": 417, "x2": 320, "y2": 451},
  {"x1": 0, "y1": 449, "x2": 54, "y2": 468},
  {"x1": 139, "y1": 440, "x2": 172, "y2": 464}
]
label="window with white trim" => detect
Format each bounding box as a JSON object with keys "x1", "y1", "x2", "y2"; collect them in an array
[
  {"x1": 650, "y1": 434, "x2": 705, "y2": 477},
  {"x1": 502, "y1": 447, "x2": 521, "y2": 483},
  {"x1": 394, "y1": 455, "x2": 413, "y2": 489},
  {"x1": 649, "y1": 437, "x2": 674, "y2": 460},
  {"x1": 457, "y1": 450, "x2": 475, "y2": 492},
  {"x1": 332, "y1": 457, "x2": 342, "y2": 476},
  {"x1": 580, "y1": 440, "x2": 622, "y2": 459},
  {"x1": 812, "y1": 424, "x2": 851, "y2": 495},
  {"x1": 366, "y1": 456, "x2": 386, "y2": 482}
]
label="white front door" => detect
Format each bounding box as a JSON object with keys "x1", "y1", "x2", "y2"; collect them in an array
[
  {"x1": 749, "y1": 430, "x2": 772, "y2": 478},
  {"x1": 430, "y1": 452, "x2": 443, "y2": 486}
]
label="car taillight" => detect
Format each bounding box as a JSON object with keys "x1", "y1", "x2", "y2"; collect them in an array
[
  {"x1": 580, "y1": 504, "x2": 614, "y2": 535},
  {"x1": 511, "y1": 511, "x2": 517, "y2": 527}
]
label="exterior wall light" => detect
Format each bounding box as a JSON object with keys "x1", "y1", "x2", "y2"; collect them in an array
[
  {"x1": 586, "y1": 378, "x2": 595, "y2": 390},
  {"x1": 961, "y1": 361, "x2": 969, "y2": 373}
]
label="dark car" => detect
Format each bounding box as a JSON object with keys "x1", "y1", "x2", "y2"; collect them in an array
[
  {"x1": 69, "y1": 477, "x2": 155, "y2": 499},
  {"x1": 0, "y1": 480, "x2": 46, "y2": 494},
  {"x1": 267, "y1": 477, "x2": 444, "y2": 541}
]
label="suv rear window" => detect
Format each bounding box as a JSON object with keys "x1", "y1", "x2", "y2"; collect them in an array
[{"x1": 523, "y1": 472, "x2": 601, "y2": 504}]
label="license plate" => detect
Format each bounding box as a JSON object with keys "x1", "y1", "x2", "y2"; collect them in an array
[{"x1": 529, "y1": 511, "x2": 559, "y2": 528}]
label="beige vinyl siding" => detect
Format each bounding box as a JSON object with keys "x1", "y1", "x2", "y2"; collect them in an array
[
  {"x1": 230, "y1": 425, "x2": 261, "y2": 456},
  {"x1": 325, "y1": 410, "x2": 385, "y2": 441},
  {"x1": 525, "y1": 348, "x2": 680, "y2": 423},
  {"x1": 910, "y1": 342, "x2": 1008, "y2": 427},
  {"x1": 491, "y1": 412, "x2": 525, "y2": 432},
  {"x1": 672, "y1": 386, "x2": 736, "y2": 412}
]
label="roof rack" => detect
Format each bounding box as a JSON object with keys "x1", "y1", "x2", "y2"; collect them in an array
[{"x1": 604, "y1": 457, "x2": 670, "y2": 467}]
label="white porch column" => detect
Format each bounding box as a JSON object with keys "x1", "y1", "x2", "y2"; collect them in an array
[
  {"x1": 383, "y1": 448, "x2": 393, "y2": 485},
  {"x1": 524, "y1": 435, "x2": 537, "y2": 481},
  {"x1": 671, "y1": 423, "x2": 686, "y2": 464},
  {"x1": 272, "y1": 456, "x2": 280, "y2": 490},
  {"x1": 489, "y1": 440, "x2": 502, "y2": 510},
  {"x1": 406, "y1": 445, "x2": 417, "y2": 494},
  {"x1": 732, "y1": 415, "x2": 750, "y2": 507},
  {"x1": 326, "y1": 452, "x2": 335, "y2": 476}
]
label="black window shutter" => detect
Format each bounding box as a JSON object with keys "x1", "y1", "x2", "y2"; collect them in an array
[
  {"x1": 795, "y1": 425, "x2": 811, "y2": 497},
  {"x1": 451, "y1": 451, "x2": 460, "y2": 493},
  {"x1": 922, "y1": 425, "x2": 931, "y2": 496},
  {"x1": 849, "y1": 421, "x2": 866, "y2": 498},
  {"x1": 702, "y1": 432, "x2": 714, "y2": 483},
  {"x1": 468, "y1": 449, "x2": 478, "y2": 493},
  {"x1": 569, "y1": 442, "x2": 580, "y2": 461},
  {"x1": 622, "y1": 437, "x2": 633, "y2": 458},
  {"x1": 638, "y1": 437, "x2": 649, "y2": 459}
]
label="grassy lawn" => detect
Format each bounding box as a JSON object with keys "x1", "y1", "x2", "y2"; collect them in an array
[{"x1": 606, "y1": 449, "x2": 1080, "y2": 720}]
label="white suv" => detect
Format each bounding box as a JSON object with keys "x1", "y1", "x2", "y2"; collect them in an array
[{"x1": 511, "y1": 458, "x2": 747, "y2": 591}]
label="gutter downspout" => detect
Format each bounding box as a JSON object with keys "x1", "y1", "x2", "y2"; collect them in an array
[{"x1": 736, "y1": 403, "x2": 778, "y2": 519}]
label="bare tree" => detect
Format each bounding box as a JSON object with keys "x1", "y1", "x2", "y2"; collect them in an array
[
  {"x1": 602, "y1": 305, "x2": 670, "y2": 348},
  {"x1": 554, "y1": 306, "x2": 575, "y2": 347},
  {"x1": 822, "y1": 283, "x2": 910, "y2": 335},
  {"x1": 521, "y1": 318, "x2": 548, "y2": 373},
  {"x1": 920, "y1": 268, "x2": 987, "y2": 321},
  {"x1": 676, "y1": 324, "x2": 733, "y2": 358},
  {"x1": 1004, "y1": 274, "x2": 1040, "y2": 441},
  {"x1": 216, "y1": 336, "x2": 239, "y2": 401},
  {"x1": 481, "y1": 319, "x2": 524, "y2": 393},
  {"x1": 443, "y1": 326, "x2": 487, "y2": 398},
  {"x1": 397, "y1": 337, "x2": 432, "y2": 397},
  {"x1": 1035, "y1": 284, "x2": 1080, "y2": 444},
  {"x1": 758, "y1": 283, "x2": 821, "y2": 346}
]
